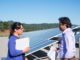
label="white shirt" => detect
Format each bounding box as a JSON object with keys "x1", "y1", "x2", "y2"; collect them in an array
[{"x1": 59, "y1": 28, "x2": 76, "y2": 58}]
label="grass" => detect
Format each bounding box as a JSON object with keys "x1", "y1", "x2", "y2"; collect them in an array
[{"x1": 0, "y1": 32, "x2": 9, "y2": 37}]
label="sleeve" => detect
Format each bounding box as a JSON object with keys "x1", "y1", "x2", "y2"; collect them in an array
[
  {"x1": 64, "y1": 33, "x2": 73, "y2": 58},
  {"x1": 9, "y1": 37, "x2": 23, "y2": 57}
]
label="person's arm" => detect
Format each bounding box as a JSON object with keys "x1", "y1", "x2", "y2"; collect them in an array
[
  {"x1": 9, "y1": 37, "x2": 30, "y2": 56},
  {"x1": 9, "y1": 38, "x2": 23, "y2": 56},
  {"x1": 64, "y1": 33, "x2": 73, "y2": 58}
]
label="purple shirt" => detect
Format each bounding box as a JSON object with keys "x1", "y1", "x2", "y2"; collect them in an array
[
  {"x1": 7, "y1": 35, "x2": 23, "y2": 60},
  {"x1": 59, "y1": 28, "x2": 76, "y2": 58}
]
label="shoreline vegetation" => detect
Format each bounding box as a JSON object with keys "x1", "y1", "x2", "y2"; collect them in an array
[{"x1": 0, "y1": 32, "x2": 9, "y2": 37}]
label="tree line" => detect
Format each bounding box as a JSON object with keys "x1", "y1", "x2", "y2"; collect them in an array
[{"x1": 0, "y1": 21, "x2": 59, "y2": 32}]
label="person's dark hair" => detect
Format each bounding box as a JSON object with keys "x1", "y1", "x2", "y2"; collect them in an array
[
  {"x1": 9, "y1": 22, "x2": 23, "y2": 38},
  {"x1": 59, "y1": 17, "x2": 72, "y2": 28}
]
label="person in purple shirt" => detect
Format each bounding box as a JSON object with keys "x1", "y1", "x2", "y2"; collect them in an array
[
  {"x1": 7, "y1": 22, "x2": 30, "y2": 60},
  {"x1": 58, "y1": 17, "x2": 76, "y2": 60}
]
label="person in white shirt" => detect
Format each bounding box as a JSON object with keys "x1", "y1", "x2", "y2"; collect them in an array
[{"x1": 58, "y1": 17, "x2": 76, "y2": 60}]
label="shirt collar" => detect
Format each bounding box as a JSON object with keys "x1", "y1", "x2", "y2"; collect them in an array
[{"x1": 63, "y1": 28, "x2": 71, "y2": 34}]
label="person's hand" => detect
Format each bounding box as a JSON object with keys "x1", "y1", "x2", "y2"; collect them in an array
[
  {"x1": 57, "y1": 37, "x2": 62, "y2": 40},
  {"x1": 50, "y1": 37, "x2": 62, "y2": 40},
  {"x1": 54, "y1": 48, "x2": 57, "y2": 52},
  {"x1": 54, "y1": 47, "x2": 59, "y2": 52},
  {"x1": 22, "y1": 47, "x2": 30, "y2": 53}
]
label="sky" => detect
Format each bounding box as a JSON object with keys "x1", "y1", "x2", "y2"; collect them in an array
[{"x1": 0, "y1": 0, "x2": 80, "y2": 25}]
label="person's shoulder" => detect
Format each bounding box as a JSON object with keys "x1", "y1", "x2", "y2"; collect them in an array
[
  {"x1": 9, "y1": 35, "x2": 18, "y2": 41},
  {"x1": 65, "y1": 29, "x2": 74, "y2": 36}
]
